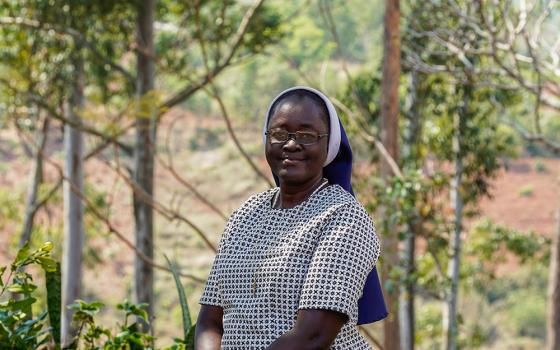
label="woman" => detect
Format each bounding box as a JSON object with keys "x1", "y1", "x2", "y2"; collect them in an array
[{"x1": 195, "y1": 86, "x2": 387, "y2": 349}]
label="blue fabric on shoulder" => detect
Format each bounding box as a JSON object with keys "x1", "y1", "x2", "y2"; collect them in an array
[
  {"x1": 322, "y1": 120, "x2": 388, "y2": 324},
  {"x1": 273, "y1": 119, "x2": 388, "y2": 324}
]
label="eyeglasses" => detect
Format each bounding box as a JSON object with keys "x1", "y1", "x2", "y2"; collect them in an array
[{"x1": 265, "y1": 129, "x2": 328, "y2": 145}]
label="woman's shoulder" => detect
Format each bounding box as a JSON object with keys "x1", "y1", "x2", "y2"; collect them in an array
[
  {"x1": 321, "y1": 184, "x2": 362, "y2": 208},
  {"x1": 320, "y1": 185, "x2": 374, "y2": 220},
  {"x1": 229, "y1": 187, "x2": 277, "y2": 217}
]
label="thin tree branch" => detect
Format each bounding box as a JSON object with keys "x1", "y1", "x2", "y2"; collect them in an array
[
  {"x1": 17, "y1": 125, "x2": 206, "y2": 283},
  {"x1": 156, "y1": 154, "x2": 229, "y2": 221},
  {"x1": 0, "y1": 16, "x2": 135, "y2": 84},
  {"x1": 161, "y1": 0, "x2": 266, "y2": 109},
  {"x1": 98, "y1": 156, "x2": 218, "y2": 252},
  {"x1": 205, "y1": 85, "x2": 274, "y2": 188},
  {"x1": 0, "y1": 78, "x2": 133, "y2": 154},
  {"x1": 19, "y1": 116, "x2": 50, "y2": 248}
]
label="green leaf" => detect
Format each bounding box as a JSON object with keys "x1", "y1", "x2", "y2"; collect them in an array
[
  {"x1": 117, "y1": 300, "x2": 149, "y2": 324},
  {"x1": 8, "y1": 297, "x2": 36, "y2": 313},
  {"x1": 40, "y1": 241, "x2": 53, "y2": 253},
  {"x1": 184, "y1": 324, "x2": 196, "y2": 350},
  {"x1": 45, "y1": 262, "x2": 61, "y2": 345},
  {"x1": 36, "y1": 256, "x2": 57, "y2": 272},
  {"x1": 0, "y1": 266, "x2": 6, "y2": 288},
  {"x1": 12, "y1": 242, "x2": 31, "y2": 268},
  {"x1": 164, "y1": 254, "x2": 192, "y2": 340},
  {"x1": 6, "y1": 283, "x2": 37, "y2": 294}
]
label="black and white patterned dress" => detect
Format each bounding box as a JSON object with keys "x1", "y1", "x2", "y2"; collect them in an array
[{"x1": 199, "y1": 184, "x2": 380, "y2": 349}]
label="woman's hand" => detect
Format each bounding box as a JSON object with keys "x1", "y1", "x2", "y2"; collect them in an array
[
  {"x1": 266, "y1": 309, "x2": 347, "y2": 350},
  {"x1": 194, "y1": 305, "x2": 224, "y2": 350}
]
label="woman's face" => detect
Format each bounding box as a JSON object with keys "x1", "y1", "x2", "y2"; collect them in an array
[{"x1": 265, "y1": 97, "x2": 329, "y2": 187}]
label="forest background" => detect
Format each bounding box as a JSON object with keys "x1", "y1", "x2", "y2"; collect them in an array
[{"x1": 0, "y1": 0, "x2": 559, "y2": 349}]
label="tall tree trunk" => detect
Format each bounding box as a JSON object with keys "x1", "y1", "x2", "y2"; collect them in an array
[
  {"x1": 399, "y1": 69, "x2": 421, "y2": 350},
  {"x1": 380, "y1": 0, "x2": 401, "y2": 349},
  {"x1": 133, "y1": 0, "x2": 156, "y2": 330},
  {"x1": 547, "y1": 206, "x2": 560, "y2": 350},
  {"x1": 19, "y1": 116, "x2": 49, "y2": 248},
  {"x1": 61, "y1": 45, "x2": 85, "y2": 346},
  {"x1": 443, "y1": 89, "x2": 467, "y2": 350}
]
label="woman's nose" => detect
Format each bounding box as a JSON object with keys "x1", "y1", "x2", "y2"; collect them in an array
[{"x1": 282, "y1": 138, "x2": 300, "y2": 151}]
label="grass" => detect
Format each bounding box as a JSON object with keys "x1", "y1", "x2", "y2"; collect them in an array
[{"x1": 518, "y1": 184, "x2": 534, "y2": 197}]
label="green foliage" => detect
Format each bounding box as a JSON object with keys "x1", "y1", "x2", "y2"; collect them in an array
[
  {"x1": 1, "y1": 244, "x2": 198, "y2": 349},
  {"x1": 338, "y1": 71, "x2": 382, "y2": 134},
  {"x1": 357, "y1": 167, "x2": 452, "y2": 297},
  {"x1": 466, "y1": 219, "x2": 550, "y2": 265},
  {"x1": 422, "y1": 82, "x2": 519, "y2": 205},
  {"x1": 502, "y1": 289, "x2": 546, "y2": 339},
  {"x1": 188, "y1": 126, "x2": 225, "y2": 151},
  {"x1": 66, "y1": 299, "x2": 158, "y2": 349},
  {"x1": 479, "y1": 265, "x2": 548, "y2": 341},
  {"x1": 415, "y1": 303, "x2": 442, "y2": 348},
  {"x1": 519, "y1": 184, "x2": 534, "y2": 197},
  {"x1": 164, "y1": 255, "x2": 195, "y2": 349},
  {"x1": 534, "y1": 160, "x2": 547, "y2": 173},
  {"x1": 280, "y1": 14, "x2": 334, "y2": 67},
  {"x1": 0, "y1": 187, "x2": 21, "y2": 232},
  {"x1": 0, "y1": 242, "x2": 56, "y2": 349}
]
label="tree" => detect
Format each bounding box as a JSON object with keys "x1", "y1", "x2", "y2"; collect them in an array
[
  {"x1": 549, "y1": 208, "x2": 560, "y2": 350},
  {"x1": 404, "y1": 1, "x2": 559, "y2": 347},
  {"x1": 380, "y1": 0, "x2": 402, "y2": 349},
  {"x1": 443, "y1": 81, "x2": 468, "y2": 350},
  {"x1": 399, "y1": 68, "x2": 422, "y2": 350},
  {"x1": 132, "y1": 0, "x2": 156, "y2": 330},
  {"x1": 19, "y1": 116, "x2": 49, "y2": 249},
  {"x1": 61, "y1": 41, "x2": 85, "y2": 345}
]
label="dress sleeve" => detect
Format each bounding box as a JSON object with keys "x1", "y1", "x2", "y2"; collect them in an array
[
  {"x1": 199, "y1": 210, "x2": 237, "y2": 307},
  {"x1": 298, "y1": 203, "x2": 380, "y2": 323}
]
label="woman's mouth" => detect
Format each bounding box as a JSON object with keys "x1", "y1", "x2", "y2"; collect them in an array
[{"x1": 281, "y1": 157, "x2": 304, "y2": 166}]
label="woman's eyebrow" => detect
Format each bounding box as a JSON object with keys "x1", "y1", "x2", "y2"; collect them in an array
[{"x1": 270, "y1": 122, "x2": 319, "y2": 129}]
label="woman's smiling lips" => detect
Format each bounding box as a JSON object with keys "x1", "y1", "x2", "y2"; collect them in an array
[{"x1": 281, "y1": 155, "x2": 305, "y2": 165}]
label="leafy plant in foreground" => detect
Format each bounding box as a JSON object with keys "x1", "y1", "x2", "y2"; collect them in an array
[
  {"x1": 0, "y1": 242, "x2": 57, "y2": 349},
  {"x1": 1, "y1": 242, "x2": 198, "y2": 349}
]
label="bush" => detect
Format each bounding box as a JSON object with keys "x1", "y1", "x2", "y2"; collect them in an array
[
  {"x1": 0, "y1": 243, "x2": 195, "y2": 350},
  {"x1": 503, "y1": 289, "x2": 546, "y2": 339},
  {"x1": 534, "y1": 160, "x2": 547, "y2": 173},
  {"x1": 0, "y1": 242, "x2": 58, "y2": 349},
  {"x1": 518, "y1": 184, "x2": 533, "y2": 197},
  {"x1": 415, "y1": 303, "x2": 443, "y2": 348}
]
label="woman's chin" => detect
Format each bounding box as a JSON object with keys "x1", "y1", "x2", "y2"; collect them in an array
[{"x1": 277, "y1": 170, "x2": 306, "y2": 185}]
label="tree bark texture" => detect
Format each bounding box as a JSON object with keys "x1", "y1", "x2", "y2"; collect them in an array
[
  {"x1": 61, "y1": 47, "x2": 85, "y2": 346},
  {"x1": 443, "y1": 92, "x2": 467, "y2": 350},
  {"x1": 547, "y1": 207, "x2": 560, "y2": 350},
  {"x1": 133, "y1": 0, "x2": 156, "y2": 330},
  {"x1": 380, "y1": 0, "x2": 401, "y2": 349},
  {"x1": 19, "y1": 116, "x2": 49, "y2": 248}
]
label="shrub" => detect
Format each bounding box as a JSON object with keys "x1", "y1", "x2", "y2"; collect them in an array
[
  {"x1": 503, "y1": 289, "x2": 546, "y2": 339},
  {"x1": 0, "y1": 242, "x2": 57, "y2": 349},
  {"x1": 534, "y1": 160, "x2": 547, "y2": 173},
  {"x1": 0, "y1": 243, "x2": 196, "y2": 350},
  {"x1": 518, "y1": 184, "x2": 533, "y2": 197}
]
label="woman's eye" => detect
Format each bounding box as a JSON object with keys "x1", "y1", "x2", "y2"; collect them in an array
[
  {"x1": 271, "y1": 131, "x2": 288, "y2": 140},
  {"x1": 298, "y1": 132, "x2": 317, "y2": 143}
]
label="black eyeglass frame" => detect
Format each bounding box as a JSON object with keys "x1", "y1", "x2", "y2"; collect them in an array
[{"x1": 265, "y1": 129, "x2": 329, "y2": 145}]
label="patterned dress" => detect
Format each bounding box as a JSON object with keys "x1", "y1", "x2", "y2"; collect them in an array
[{"x1": 199, "y1": 184, "x2": 380, "y2": 349}]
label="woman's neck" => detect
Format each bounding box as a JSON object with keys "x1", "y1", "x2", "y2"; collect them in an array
[{"x1": 277, "y1": 175, "x2": 326, "y2": 209}]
